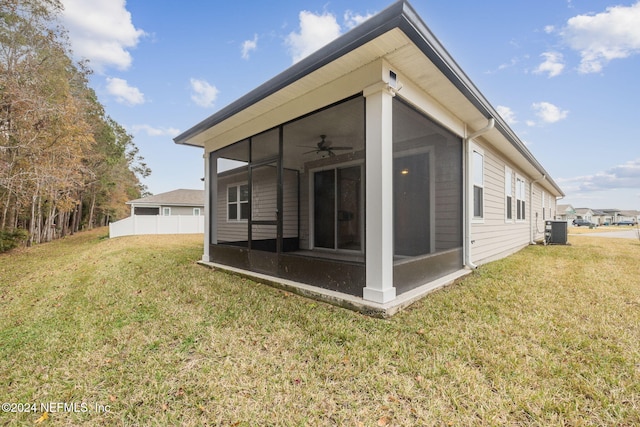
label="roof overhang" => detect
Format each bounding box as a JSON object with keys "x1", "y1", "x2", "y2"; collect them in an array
[{"x1": 174, "y1": 0, "x2": 564, "y2": 197}]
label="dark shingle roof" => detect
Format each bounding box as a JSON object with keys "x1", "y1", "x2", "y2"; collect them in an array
[{"x1": 126, "y1": 189, "x2": 204, "y2": 207}]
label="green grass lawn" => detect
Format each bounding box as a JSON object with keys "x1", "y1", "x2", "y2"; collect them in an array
[{"x1": 1, "y1": 229, "x2": 639, "y2": 426}]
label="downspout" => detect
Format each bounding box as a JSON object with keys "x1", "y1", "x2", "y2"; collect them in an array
[
  {"x1": 464, "y1": 117, "x2": 495, "y2": 269},
  {"x1": 529, "y1": 174, "x2": 546, "y2": 244}
]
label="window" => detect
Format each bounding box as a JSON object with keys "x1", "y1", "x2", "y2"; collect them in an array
[
  {"x1": 505, "y1": 167, "x2": 513, "y2": 221},
  {"x1": 542, "y1": 191, "x2": 546, "y2": 220},
  {"x1": 162, "y1": 207, "x2": 171, "y2": 216},
  {"x1": 228, "y1": 184, "x2": 249, "y2": 221},
  {"x1": 472, "y1": 149, "x2": 484, "y2": 219},
  {"x1": 516, "y1": 176, "x2": 526, "y2": 220},
  {"x1": 193, "y1": 208, "x2": 201, "y2": 216}
]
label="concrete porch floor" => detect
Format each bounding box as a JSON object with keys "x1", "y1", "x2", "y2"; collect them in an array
[{"x1": 197, "y1": 260, "x2": 472, "y2": 318}]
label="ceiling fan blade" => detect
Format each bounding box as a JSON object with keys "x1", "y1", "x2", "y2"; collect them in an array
[{"x1": 329, "y1": 146, "x2": 352, "y2": 151}]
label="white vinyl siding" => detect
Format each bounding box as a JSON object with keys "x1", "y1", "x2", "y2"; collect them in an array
[
  {"x1": 470, "y1": 143, "x2": 531, "y2": 265},
  {"x1": 159, "y1": 206, "x2": 202, "y2": 216}
]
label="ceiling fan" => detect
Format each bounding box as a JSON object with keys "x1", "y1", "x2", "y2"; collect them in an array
[{"x1": 301, "y1": 135, "x2": 352, "y2": 157}]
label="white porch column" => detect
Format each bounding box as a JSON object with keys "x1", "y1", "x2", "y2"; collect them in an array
[
  {"x1": 363, "y1": 83, "x2": 396, "y2": 304},
  {"x1": 202, "y1": 152, "x2": 214, "y2": 262}
]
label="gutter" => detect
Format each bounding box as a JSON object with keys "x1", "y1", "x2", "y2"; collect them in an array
[{"x1": 464, "y1": 117, "x2": 495, "y2": 270}]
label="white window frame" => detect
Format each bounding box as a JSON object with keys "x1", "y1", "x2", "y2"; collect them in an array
[
  {"x1": 516, "y1": 175, "x2": 526, "y2": 221},
  {"x1": 162, "y1": 207, "x2": 171, "y2": 216},
  {"x1": 227, "y1": 182, "x2": 249, "y2": 222},
  {"x1": 542, "y1": 190, "x2": 546, "y2": 220},
  {"x1": 505, "y1": 166, "x2": 513, "y2": 222},
  {"x1": 471, "y1": 145, "x2": 484, "y2": 223}
]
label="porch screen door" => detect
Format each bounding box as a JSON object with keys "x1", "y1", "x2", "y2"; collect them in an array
[{"x1": 249, "y1": 159, "x2": 280, "y2": 255}]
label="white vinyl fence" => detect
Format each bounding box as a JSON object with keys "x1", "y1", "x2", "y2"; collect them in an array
[{"x1": 109, "y1": 215, "x2": 205, "y2": 238}]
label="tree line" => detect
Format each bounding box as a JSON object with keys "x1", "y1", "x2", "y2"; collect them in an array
[{"x1": 1, "y1": 0, "x2": 150, "y2": 248}]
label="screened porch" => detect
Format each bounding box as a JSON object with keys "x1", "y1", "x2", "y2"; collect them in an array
[{"x1": 209, "y1": 94, "x2": 463, "y2": 297}]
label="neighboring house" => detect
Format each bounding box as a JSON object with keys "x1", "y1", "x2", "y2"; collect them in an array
[
  {"x1": 591, "y1": 209, "x2": 607, "y2": 226},
  {"x1": 599, "y1": 209, "x2": 621, "y2": 225},
  {"x1": 556, "y1": 204, "x2": 576, "y2": 222},
  {"x1": 560, "y1": 207, "x2": 639, "y2": 226},
  {"x1": 618, "y1": 210, "x2": 640, "y2": 224},
  {"x1": 174, "y1": 0, "x2": 564, "y2": 313},
  {"x1": 109, "y1": 189, "x2": 205, "y2": 238},
  {"x1": 574, "y1": 208, "x2": 594, "y2": 222},
  {"x1": 127, "y1": 189, "x2": 205, "y2": 217}
]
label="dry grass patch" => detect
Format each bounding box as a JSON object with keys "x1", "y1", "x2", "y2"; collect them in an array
[
  {"x1": 569, "y1": 225, "x2": 639, "y2": 234},
  {"x1": 1, "y1": 229, "x2": 639, "y2": 425}
]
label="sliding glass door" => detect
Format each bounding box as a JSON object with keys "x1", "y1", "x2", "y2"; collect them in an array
[{"x1": 313, "y1": 165, "x2": 362, "y2": 252}]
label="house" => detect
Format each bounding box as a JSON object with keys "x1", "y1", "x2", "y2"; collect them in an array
[
  {"x1": 597, "y1": 208, "x2": 620, "y2": 225},
  {"x1": 556, "y1": 204, "x2": 576, "y2": 222},
  {"x1": 109, "y1": 189, "x2": 205, "y2": 238},
  {"x1": 126, "y1": 189, "x2": 205, "y2": 217},
  {"x1": 591, "y1": 209, "x2": 607, "y2": 225},
  {"x1": 174, "y1": 1, "x2": 564, "y2": 314},
  {"x1": 574, "y1": 208, "x2": 594, "y2": 222},
  {"x1": 618, "y1": 210, "x2": 640, "y2": 224}
]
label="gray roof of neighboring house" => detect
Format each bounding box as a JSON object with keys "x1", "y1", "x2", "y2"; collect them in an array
[
  {"x1": 174, "y1": 0, "x2": 563, "y2": 197},
  {"x1": 126, "y1": 189, "x2": 204, "y2": 207},
  {"x1": 598, "y1": 208, "x2": 622, "y2": 214},
  {"x1": 574, "y1": 208, "x2": 594, "y2": 215},
  {"x1": 557, "y1": 204, "x2": 574, "y2": 212}
]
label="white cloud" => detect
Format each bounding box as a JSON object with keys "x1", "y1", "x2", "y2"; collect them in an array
[
  {"x1": 534, "y1": 52, "x2": 565, "y2": 77},
  {"x1": 131, "y1": 124, "x2": 180, "y2": 137},
  {"x1": 532, "y1": 102, "x2": 569, "y2": 124},
  {"x1": 285, "y1": 11, "x2": 342, "y2": 63},
  {"x1": 498, "y1": 58, "x2": 518, "y2": 71},
  {"x1": 106, "y1": 77, "x2": 145, "y2": 105},
  {"x1": 242, "y1": 34, "x2": 258, "y2": 60},
  {"x1": 562, "y1": 2, "x2": 640, "y2": 73},
  {"x1": 559, "y1": 159, "x2": 640, "y2": 192},
  {"x1": 544, "y1": 25, "x2": 556, "y2": 34},
  {"x1": 190, "y1": 78, "x2": 219, "y2": 108},
  {"x1": 61, "y1": 0, "x2": 146, "y2": 72},
  {"x1": 485, "y1": 55, "x2": 529, "y2": 74},
  {"x1": 496, "y1": 105, "x2": 518, "y2": 125},
  {"x1": 344, "y1": 10, "x2": 375, "y2": 30}
]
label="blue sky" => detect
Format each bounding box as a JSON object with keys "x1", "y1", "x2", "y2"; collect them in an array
[{"x1": 59, "y1": 0, "x2": 640, "y2": 210}]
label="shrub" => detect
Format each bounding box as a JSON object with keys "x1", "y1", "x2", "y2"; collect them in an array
[{"x1": 0, "y1": 228, "x2": 28, "y2": 253}]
